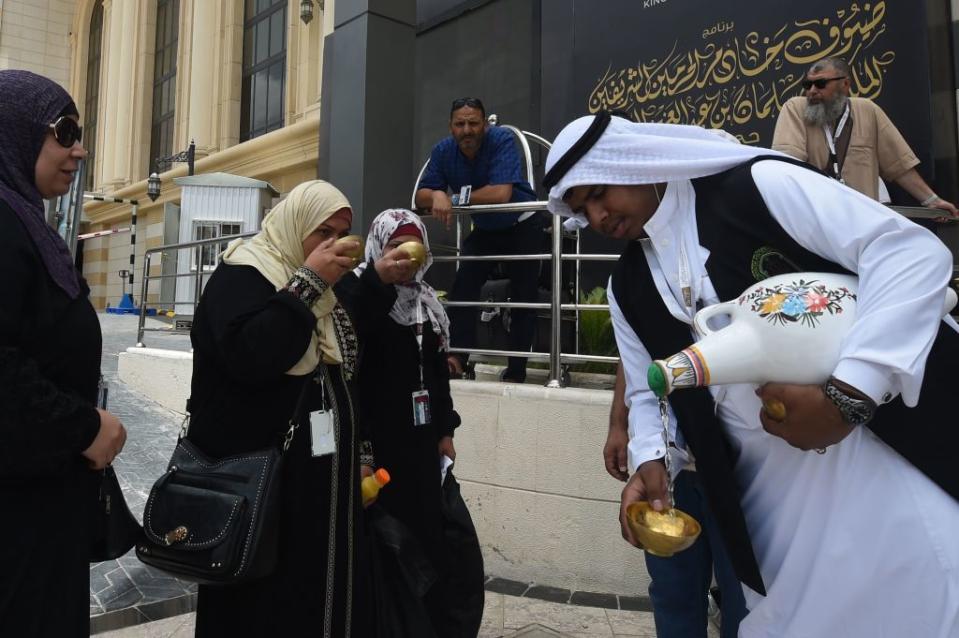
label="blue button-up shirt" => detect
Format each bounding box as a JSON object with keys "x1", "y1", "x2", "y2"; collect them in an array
[{"x1": 419, "y1": 126, "x2": 536, "y2": 230}]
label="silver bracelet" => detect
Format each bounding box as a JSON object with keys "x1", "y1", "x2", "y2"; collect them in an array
[{"x1": 920, "y1": 193, "x2": 940, "y2": 207}]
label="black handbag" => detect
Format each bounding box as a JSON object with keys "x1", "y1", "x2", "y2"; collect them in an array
[
  {"x1": 89, "y1": 465, "x2": 143, "y2": 562},
  {"x1": 135, "y1": 377, "x2": 311, "y2": 585}
]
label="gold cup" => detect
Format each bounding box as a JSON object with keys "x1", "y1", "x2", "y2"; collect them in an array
[
  {"x1": 335, "y1": 235, "x2": 364, "y2": 266},
  {"x1": 625, "y1": 502, "x2": 701, "y2": 557},
  {"x1": 396, "y1": 240, "x2": 427, "y2": 266}
]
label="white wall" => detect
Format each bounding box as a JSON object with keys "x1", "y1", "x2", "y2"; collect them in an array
[{"x1": 453, "y1": 382, "x2": 651, "y2": 595}]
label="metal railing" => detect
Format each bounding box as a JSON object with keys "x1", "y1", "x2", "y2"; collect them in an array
[
  {"x1": 420, "y1": 203, "x2": 619, "y2": 388},
  {"x1": 133, "y1": 207, "x2": 620, "y2": 387},
  {"x1": 135, "y1": 231, "x2": 257, "y2": 347},
  {"x1": 132, "y1": 202, "x2": 958, "y2": 386},
  {"x1": 890, "y1": 205, "x2": 959, "y2": 222}
]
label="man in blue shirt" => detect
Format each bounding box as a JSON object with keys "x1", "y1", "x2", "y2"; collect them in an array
[{"x1": 415, "y1": 97, "x2": 543, "y2": 382}]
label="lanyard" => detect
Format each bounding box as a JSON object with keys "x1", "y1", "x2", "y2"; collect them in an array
[
  {"x1": 677, "y1": 240, "x2": 694, "y2": 319},
  {"x1": 822, "y1": 102, "x2": 850, "y2": 183},
  {"x1": 414, "y1": 304, "x2": 425, "y2": 390},
  {"x1": 315, "y1": 366, "x2": 327, "y2": 409}
]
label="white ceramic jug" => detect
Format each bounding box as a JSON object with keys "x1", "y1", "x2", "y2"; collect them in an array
[{"x1": 647, "y1": 272, "x2": 958, "y2": 397}]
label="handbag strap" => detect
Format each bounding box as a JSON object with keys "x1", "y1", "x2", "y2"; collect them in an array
[{"x1": 180, "y1": 365, "x2": 321, "y2": 454}]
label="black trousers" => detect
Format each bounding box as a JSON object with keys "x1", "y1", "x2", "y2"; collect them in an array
[{"x1": 448, "y1": 215, "x2": 547, "y2": 377}]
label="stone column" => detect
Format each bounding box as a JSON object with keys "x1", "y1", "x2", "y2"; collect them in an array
[
  {"x1": 317, "y1": 0, "x2": 416, "y2": 233},
  {"x1": 186, "y1": 0, "x2": 218, "y2": 159},
  {"x1": 111, "y1": 1, "x2": 138, "y2": 186},
  {"x1": 98, "y1": 0, "x2": 121, "y2": 189}
]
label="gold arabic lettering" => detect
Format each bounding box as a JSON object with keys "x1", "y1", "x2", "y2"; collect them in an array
[{"x1": 588, "y1": 1, "x2": 895, "y2": 143}]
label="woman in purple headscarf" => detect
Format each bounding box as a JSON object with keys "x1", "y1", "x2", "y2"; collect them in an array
[{"x1": 0, "y1": 70, "x2": 127, "y2": 636}]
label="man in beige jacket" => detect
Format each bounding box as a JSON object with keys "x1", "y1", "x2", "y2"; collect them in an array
[{"x1": 772, "y1": 57, "x2": 957, "y2": 217}]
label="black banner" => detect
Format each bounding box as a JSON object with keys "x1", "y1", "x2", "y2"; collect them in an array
[{"x1": 571, "y1": 0, "x2": 932, "y2": 163}]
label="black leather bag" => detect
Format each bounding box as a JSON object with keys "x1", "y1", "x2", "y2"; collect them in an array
[
  {"x1": 136, "y1": 379, "x2": 309, "y2": 585},
  {"x1": 89, "y1": 465, "x2": 143, "y2": 562},
  {"x1": 136, "y1": 438, "x2": 285, "y2": 584}
]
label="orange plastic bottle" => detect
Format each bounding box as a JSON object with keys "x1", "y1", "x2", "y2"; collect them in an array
[{"x1": 361, "y1": 468, "x2": 391, "y2": 506}]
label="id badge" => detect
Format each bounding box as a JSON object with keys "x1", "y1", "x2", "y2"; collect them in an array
[
  {"x1": 411, "y1": 390, "x2": 431, "y2": 426},
  {"x1": 309, "y1": 410, "x2": 337, "y2": 457}
]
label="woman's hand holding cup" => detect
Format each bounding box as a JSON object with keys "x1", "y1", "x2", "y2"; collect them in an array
[{"x1": 305, "y1": 237, "x2": 360, "y2": 285}]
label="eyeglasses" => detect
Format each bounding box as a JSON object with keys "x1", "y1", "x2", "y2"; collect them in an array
[
  {"x1": 801, "y1": 76, "x2": 846, "y2": 91},
  {"x1": 450, "y1": 97, "x2": 485, "y2": 113},
  {"x1": 48, "y1": 117, "x2": 83, "y2": 148}
]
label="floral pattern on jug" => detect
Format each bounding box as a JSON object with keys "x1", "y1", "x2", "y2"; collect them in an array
[{"x1": 739, "y1": 279, "x2": 856, "y2": 328}]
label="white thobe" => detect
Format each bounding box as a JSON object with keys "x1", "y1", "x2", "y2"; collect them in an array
[{"x1": 611, "y1": 159, "x2": 959, "y2": 637}]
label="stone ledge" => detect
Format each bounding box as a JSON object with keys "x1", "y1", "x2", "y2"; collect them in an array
[{"x1": 451, "y1": 378, "x2": 613, "y2": 406}]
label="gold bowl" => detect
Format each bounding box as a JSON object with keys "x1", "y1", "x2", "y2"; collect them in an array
[
  {"x1": 335, "y1": 235, "x2": 364, "y2": 264},
  {"x1": 396, "y1": 240, "x2": 427, "y2": 266},
  {"x1": 625, "y1": 502, "x2": 701, "y2": 557}
]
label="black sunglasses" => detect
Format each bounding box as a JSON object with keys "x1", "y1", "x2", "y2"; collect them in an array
[
  {"x1": 450, "y1": 97, "x2": 486, "y2": 115},
  {"x1": 801, "y1": 76, "x2": 846, "y2": 91},
  {"x1": 48, "y1": 116, "x2": 83, "y2": 148}
]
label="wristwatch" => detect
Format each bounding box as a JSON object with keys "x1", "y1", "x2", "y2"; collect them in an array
[{"x1": 822, "y1": 378, "x2": 877, "y2": 426}]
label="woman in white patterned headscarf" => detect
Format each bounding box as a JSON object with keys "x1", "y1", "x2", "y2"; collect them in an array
[
  {"x1": 339, "y1": 208, "x2": 467, "y2": 636},
  {"x1": 354, "y1": 208, "x2": 450, "y2": 349}
]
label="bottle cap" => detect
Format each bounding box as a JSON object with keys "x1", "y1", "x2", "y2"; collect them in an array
[{"x1": 647, "y1": 362, "x2": 668, "y2": 398}]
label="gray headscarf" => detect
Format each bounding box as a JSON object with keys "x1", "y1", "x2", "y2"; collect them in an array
[{"x1": 0, "y1": 70, "x2": 82, "y2": 298}]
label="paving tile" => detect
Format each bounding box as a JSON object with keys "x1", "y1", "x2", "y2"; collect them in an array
[
  {"x1": 504, "y1": 597, "x2": 612, "y2": 635},
  {"x1": 604, "y1": 609, "x2": 658, "y2": 637},
  {"x1": 506, "y1": 624, "x2": 572, "y2": 637},
  {"x1": 168, "y1": 614, "x2": 197, "y2": 638},
  {"x1": 137, "y1": 594, "x2": 197, "y2": 622},
  {"x1": 480, "y1": 592, "x2": 505, "y2": 636},
  {"x1": 616, "y1": 595, "x2": 653, "y2": 612},
  {"x1": 486, "y1": 576, "x2": 531, "y2": 597},
  {"x1": 569, "y1": 590, "x2": 618, "y2": 609},
  {"x1": 97, "y1": 612, "x2": 190, "y2": 637},
  {"x1": 91, "y1": 607, "x2": 148, "y2": 635},
  {"x1": 526, "y1": 584, "x2": 571, "y2": 604}
]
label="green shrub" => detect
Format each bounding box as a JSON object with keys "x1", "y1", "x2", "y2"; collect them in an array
[{"x1": 575, "y1": 287, "x2": 618, "y2": 374}]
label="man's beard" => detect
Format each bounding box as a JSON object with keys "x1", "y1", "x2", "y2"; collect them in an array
[{"x1": 803, "y1": 94, "x2": 849, "y2": 127}]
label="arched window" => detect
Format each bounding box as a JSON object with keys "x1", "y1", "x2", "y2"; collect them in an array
[
  {"x1": 150, "y1": 0, "x2": 180, "y2": 174},
  {"x1": 83, "y1": 0, "x2": 103, "y2": 190},
  {"x1": 240, "y1": 0, "x2": 287, "y2": 141}
]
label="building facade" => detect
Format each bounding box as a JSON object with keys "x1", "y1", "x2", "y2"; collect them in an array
[{"x1": 2, "y1": 0, "x2": 332, "y2": 309}]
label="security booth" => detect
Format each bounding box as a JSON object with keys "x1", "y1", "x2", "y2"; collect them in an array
[{"x1": 173, "y1": 172, "x2": 278, "y2": 316}]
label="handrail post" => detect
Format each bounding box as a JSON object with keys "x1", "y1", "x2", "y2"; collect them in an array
[
  {"x1": 455, "y1": 214, "x2": 463, "y2": 272},
  {"x1": 194, "y1": 243, "x2": 203, "y2": 311},
  {"x1": 136, "y1": 251, "x2": 151, "y2": 347},
  {"x1": 547, "y1": 212, "x2": 564, "y2": 387},
  {"x1": 575, "y1": 229, "x2": 582, "y2": 356}
]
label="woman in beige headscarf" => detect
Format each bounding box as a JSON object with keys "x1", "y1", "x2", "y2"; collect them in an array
[{"x1": 185, "y1": 180, "x2": 375, "y2": 637}]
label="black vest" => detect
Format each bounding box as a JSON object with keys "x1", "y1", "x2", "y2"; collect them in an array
[{"x1": 612, "y1": 156, "x2": 959, "y2": 596}]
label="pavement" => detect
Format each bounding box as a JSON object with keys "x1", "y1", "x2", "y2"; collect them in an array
[
  {"x1": 90, "y1": 313, "x2": 721, "y2": 637},
  {"x1": 96, "y1": 592, "x2": 677, "y2": 637}
]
